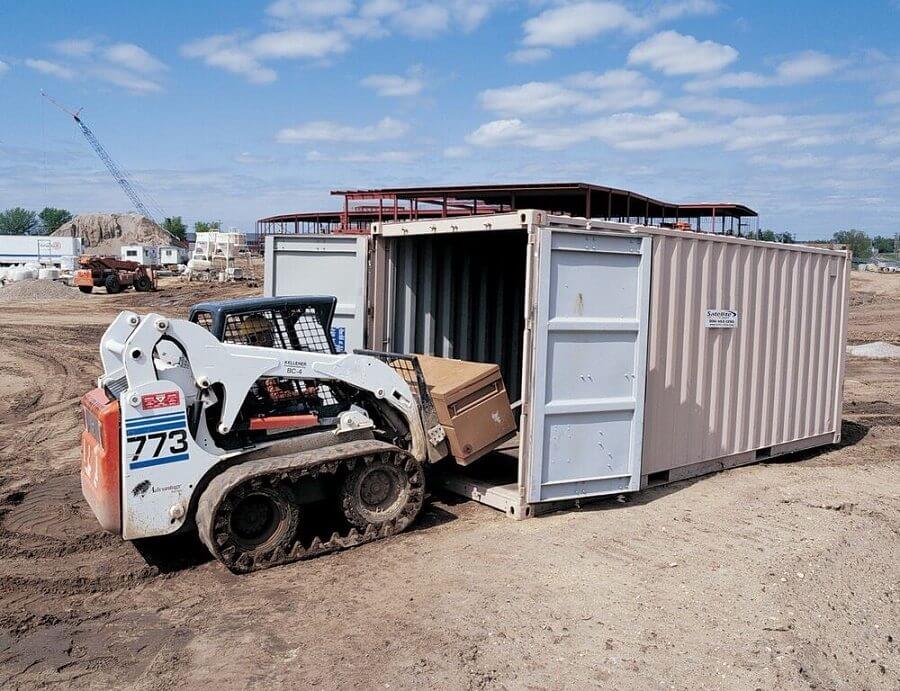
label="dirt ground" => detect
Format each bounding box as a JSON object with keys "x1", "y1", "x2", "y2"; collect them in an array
[{"x1": 0, "y1": 272, "x2": 897, "y2": 689}]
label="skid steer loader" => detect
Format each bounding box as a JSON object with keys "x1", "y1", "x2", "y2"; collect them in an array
[{"x1": 80, "y1": 297, "x2": 449, "y2": 573}]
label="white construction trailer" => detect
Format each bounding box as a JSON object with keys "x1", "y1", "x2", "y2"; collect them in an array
[
  {"x1": 120, "y1": 245, "x2": 160, "y2": 266},
  {"x1": 0, "y1": 235, "x2": 83, "y2": 269},
  {"x1": 265, "y1": 210, "x2": 850, "y2": 517},
  {"x1": 159, "y1": 245, "x2": 189, "y2": 265}
]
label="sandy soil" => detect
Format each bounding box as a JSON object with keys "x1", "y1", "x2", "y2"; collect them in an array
[{"x1": 0, "y1": 273, "x2": 897, "y2": 689}]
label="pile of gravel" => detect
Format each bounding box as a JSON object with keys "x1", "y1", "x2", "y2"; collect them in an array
[
  {"x1": 0, "y1": 279, "x2": 86, "y2": 303},
  {"x1": 847, "y1": 341, "x2": 900, "y2": 358},
  {"x1": 52, "y1": 212, "x2": 177, "y2": 253}
]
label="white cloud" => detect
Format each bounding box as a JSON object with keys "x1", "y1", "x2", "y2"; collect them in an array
[
  {"x1": 92, "y1": 66, "x2": 163, "y2": 94},
  {"x1": 567, "y1": 69, "x2": 646, "y2": 90},
  {"x1": 250, "y1": 30, "x2": 348, "y2": 59},
  {"x1": 52, "y1": 39, "x2": 95, "y2": 57},
  {"x1": 234, "y1": 152, "x2": 274, "y2": 165},
  {"x1": 0, "y1": 60, "x2": 8, "y2": 77},
  {"x1": 507, "y1": 48, "x2": 550, "y2": 64},
  {"x1": 30, "y1": 38, "x2": 167, "y2": 93},
  {"x1": 276, "y1": 117, "x2": 408, "y2": 143},
  {"x1": 876, "y1": 89, "x2": 900, "y2": 105},
  {"x1": 519, "y1": 0, "x2": 719, "y2": 53},
  {"x1": 394, "y1": 4, "x2": 450, "y2": 36},
  {"x1": 185, "y1": 1, "x2": 501, "y2": 81},
  {"x1": 654, "y1": 0, "x2": 719, "y2": 22},
  {"x1": 361, "y1": 71, "x2": 424, "y2": 97},
  {"x1": 672, "y1": 94, "x2": 759, "y2": 116},
  {"x1": 480, "y1": 82, "x2": 585, "y2": 115},
  {"x1": 443, "y1": 145, "x2": 469, "y2": 158},
  {"x1": 687, "y1": 51, "x2": 845, "y2": 91},
  {"x1": 25, "y1": 58, "x2": 76, "y2": 80},
  {"x1": 523, "y1": 2, "x2": 645, "y2": 48},
  {"x1": 466, "y1": 107, "x2": 845, "y2": 153},
  {"x1": 103, "y1": 43, "x2": 166, "y2": 74},
  {"x1": 775, "y1": 51, "x2": 844, "y2": 82},
  {"x1": 307, "y1": 149, "x2": 417, "y2": 163},
  {"x1": 266, "y1": 0, "x2": 354, "y2": 19},
  {"x1": 749, "y1": 152, "x2": 829, "y2": 169},
  {"x1": 182, "y1": 35, "x2": 277, "y2": 84},
  {"x1": 628, "y1": 31, "x2": 737, "y2": 75},
  {"x1": 479, "y1": 70, "x2": 659, "y2": 117}
]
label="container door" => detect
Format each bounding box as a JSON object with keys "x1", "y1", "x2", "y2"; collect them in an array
[
  {"x1": 525, "y1": 229, "x2": 651, "y2": 503},
  {"x1": 264, "y1": 235, "x2": 369, "y2": 352}
]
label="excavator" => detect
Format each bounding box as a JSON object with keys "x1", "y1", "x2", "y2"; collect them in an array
[{"x1": 80, "y1": 297, "x2": 453, "y2": 573}]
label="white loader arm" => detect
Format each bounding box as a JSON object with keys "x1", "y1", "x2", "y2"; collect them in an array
[{"x1": 99, "y1": 311, "x2": 428, "y2": 458}]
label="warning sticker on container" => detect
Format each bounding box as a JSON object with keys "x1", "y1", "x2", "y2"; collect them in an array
[{"x1": 705, "y1": 309, "x2": 738, "y2": 328}]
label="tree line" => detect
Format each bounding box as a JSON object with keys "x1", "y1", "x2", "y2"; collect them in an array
[
  {"x1": 0, "y1": 208, "x2": 224, "y2": 243},
  {"x1": 830, "y1": 230, "x2": 897, "y2": 260}
]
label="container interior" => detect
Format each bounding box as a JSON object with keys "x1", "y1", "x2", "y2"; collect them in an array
[{"x1": 384, "y1": 230, "x2": 528, "y2": 404}]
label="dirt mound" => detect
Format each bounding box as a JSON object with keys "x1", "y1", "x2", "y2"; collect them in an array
[
  {"x1": 0, "y1": 279, "x2": 85, "y2": 303},
  {"x1": 52, "y1": 213, "x2": 175, "y2": 254}
]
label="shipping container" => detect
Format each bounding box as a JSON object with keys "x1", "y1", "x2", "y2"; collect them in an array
[
  {"x1": 0, "y1": 235, "x2": 83, "y2": 269},
  {"x1": 264, "y1": 234, "x2": 368, "y2": 353},
  {"x1": 266, "y1": 210, "x2": 850, "y2": 517}
]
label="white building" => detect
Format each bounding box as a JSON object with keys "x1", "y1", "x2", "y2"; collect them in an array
[
  {"x1": 120, "y1": 245, "x2": 160, "y2": 266},
  {"x1": 0, "y1": 236, "x2": 83, "y2": 270},
  {"x1": 159, "y1": 245, "x2": 189, "y2": 265}
]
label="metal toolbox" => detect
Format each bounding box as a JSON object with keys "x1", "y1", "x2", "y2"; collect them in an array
[{"x1": 415, "y1": 355, "x2": 516, "y2": 465}]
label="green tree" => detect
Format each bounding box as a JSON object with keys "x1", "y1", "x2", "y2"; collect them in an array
[
  {"x1": 833, "y1": 229, "x2": 872, "y2": 259},
  {"x1": 193, "y1": 220, "x2": 221, "y2": 234},
  {"x1": 757, "y1": 229, "x2": 777, "y2": 242},
  {"x1": 38, "y1": 207, "x2": 73, "y2": 234},
  {"x1": 779, "y1": 232, "x2": 795, "y2": 244},
  {"x1": 0, "y1": 207, "x2": 38, "y2": 235},
  {"x1": 872, "y1": 235, "x2": 895, "y2": 254},
  {"x1": 163, "y1": 216, "x2": 187, "y2": 241}
]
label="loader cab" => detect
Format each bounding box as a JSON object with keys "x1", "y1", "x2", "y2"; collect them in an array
[{"x1": 189, "y1": 296, "x2": 339, "y2": 354}]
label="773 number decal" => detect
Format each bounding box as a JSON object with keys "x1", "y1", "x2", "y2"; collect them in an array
[{"x1": 127, "y1": 429, "x2": 188, "y2": 463}]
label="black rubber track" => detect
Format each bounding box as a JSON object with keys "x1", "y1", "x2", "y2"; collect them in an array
[{"x1": 196, "y1": 439, "x2": 425, "y2": 574}]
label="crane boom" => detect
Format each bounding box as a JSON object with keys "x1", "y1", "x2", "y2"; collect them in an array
[{"x1": 42, "y1": 91, "x2": 160, "y2": 224}]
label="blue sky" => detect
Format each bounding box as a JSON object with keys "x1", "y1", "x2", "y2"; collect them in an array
[{"x1": 1, "y1": 0, "x2": 898, "y2": 239}]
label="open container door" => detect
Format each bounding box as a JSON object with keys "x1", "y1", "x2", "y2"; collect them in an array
[
  {"x1": 523, "y1": 228, "x2": 652, "y2": 503},
  {"x1": 264, "y1": 235, "x2": 369, "y2": 352}
]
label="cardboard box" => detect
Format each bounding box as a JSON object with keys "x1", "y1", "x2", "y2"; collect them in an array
[{"x1": 416, "y1": 355, "x2": 517, "y2": 465}]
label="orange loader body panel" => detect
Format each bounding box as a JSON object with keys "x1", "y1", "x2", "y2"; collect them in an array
[
  {"x1": 73, "y1": 269, "x2": 95, "y2": 288},
  {"x1": 80, "y1": 388, "x2": 122, "y2": 534}
]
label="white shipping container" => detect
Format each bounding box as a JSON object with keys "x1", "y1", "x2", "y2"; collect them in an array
[
  {"x1": 266, "y1": 210, "x2": 850, "y2": 517},
  {"x1": 0, "y1": 236, "x2": 83, "y2": 270}
]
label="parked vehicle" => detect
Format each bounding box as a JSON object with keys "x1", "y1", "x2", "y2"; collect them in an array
[{"x1": 73, "y1": 256, "x2": 156, "y2": 294}]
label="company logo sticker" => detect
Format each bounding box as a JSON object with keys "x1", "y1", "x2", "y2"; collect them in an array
[{"x1": 141, "y1": 391, "x2": 181, "y2": 410}]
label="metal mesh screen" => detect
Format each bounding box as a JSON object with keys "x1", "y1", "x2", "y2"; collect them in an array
[
  {"x1": 223, "y1": 310, "x2": 292, "y2": 349},
  {"x1": 353, "y1": 350, "x2": 435, "y2": 422},
  {"x1": 221, "y1": 308, "x2": 340, "y2": 415},
  {"x1": 193, "y1": 311, "x2": 213, "y2": 331},
  {"x1": 288, "y1": 308, "x2": 332, "y2": 354}
]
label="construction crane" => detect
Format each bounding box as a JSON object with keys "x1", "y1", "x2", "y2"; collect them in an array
[{"x1": 41, "y1": 90, "x2": 162, "y2": 224}]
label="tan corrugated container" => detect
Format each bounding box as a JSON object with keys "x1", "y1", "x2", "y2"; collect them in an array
[
  {"x1": 640, "y1": 227, "x2": 850, "y2": 482},
  {"x1": 416, "y1": 355, "x2": 517, "y2": 465},
  {"x1": 358, "y1": 211, "x2": 851, "y2": 513}
]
